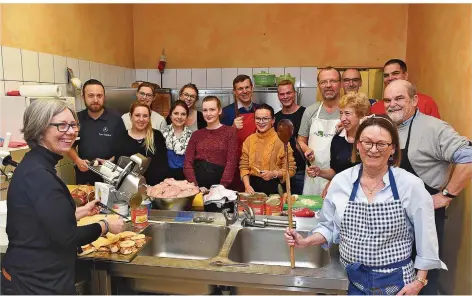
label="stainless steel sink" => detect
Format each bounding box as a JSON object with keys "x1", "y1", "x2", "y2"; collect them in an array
[
  {"x1": 138, "y1": 222, "x2": 230, "y2": 260},
  {"x1": 228, "y1": 228, "x2": 331, "y2": 268}
]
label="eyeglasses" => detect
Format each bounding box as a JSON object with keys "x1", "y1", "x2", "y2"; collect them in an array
[
  {"x1": 342, "y1": 78, "x2": 361, "y2": 84},
  {"x1": 255, "y1": 117, "x2": 272, "y2": 123},
  {"x1": 359, "y1": 141, "x2": 392, "y2": 152},
  {"x1": 318, "y1": 80, "x2": 340, "y2": 87},
  {"x1": 50, "y1": 123, "x2": 80, "y2": 132},
  {"x1": 138, "y1": 91, "x2": 153, "y2": 99},
  {"x1": 181, "y1": 92, "x2": 197, "y2": 100}
]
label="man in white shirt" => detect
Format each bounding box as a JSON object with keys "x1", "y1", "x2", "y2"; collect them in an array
[{"x1": 121, "y1": 82, "x2": 167, "y2": 132}]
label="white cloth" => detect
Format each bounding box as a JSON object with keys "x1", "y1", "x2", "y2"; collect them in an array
[
  {"x1": 203, "y1": 185, "x2": 237, "y2": 208},
  {"x1": 303, "y1": 102, "x2": 340, "y2": 195},
  {"x1": 311, "y1": 164, "x2": 447, "y2": 271},
  {"x1": 122, "y1": 110, "x2": 167, "y2": 132}
]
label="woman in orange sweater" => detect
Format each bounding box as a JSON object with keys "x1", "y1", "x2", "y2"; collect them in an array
[{"x1": 240, "y1": 104, "x2": 296, "y2": 195}]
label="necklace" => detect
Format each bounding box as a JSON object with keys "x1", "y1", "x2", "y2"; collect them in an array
[{"x1": 361, "y1": 178, "x2": 384, "y2": 194}]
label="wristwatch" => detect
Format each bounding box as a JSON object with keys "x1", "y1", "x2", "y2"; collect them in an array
[
  {"x1": 416, "y1": 277, "x2": 428, "y2": 286},
  {"x1": 442, "y1": 188, "x2": 457, "y2": 199}
]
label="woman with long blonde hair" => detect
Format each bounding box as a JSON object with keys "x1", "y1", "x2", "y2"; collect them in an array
[{"x1": 113, "y1": 102, "x2": 168, "y2": 185}]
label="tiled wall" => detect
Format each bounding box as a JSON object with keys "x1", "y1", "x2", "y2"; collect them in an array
[
  {"x1": 0, "y1": 46, "x2": 136, "y2": 111},
  {"x1": 136, "y1": 66, "x2": 319, "y2": 107}
]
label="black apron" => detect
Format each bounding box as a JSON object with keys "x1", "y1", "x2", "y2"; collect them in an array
[
  {"x1": 399, "y1": 111, "x2": 444, "y2": 295},
  {"x1": 249, "y1": 175, "x2": 280, "y2": 195},
  {"x1": 194, "y1": 160, "x2": 234, "y2": 213}
]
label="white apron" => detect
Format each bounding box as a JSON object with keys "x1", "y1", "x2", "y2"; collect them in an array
[{"x1": 302, "y1": 102, "x2": 340, "y2": 195}]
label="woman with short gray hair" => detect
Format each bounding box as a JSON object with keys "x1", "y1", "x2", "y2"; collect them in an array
[{"x1": 1, "y1": 99, "x2": 124, "y2": 294}]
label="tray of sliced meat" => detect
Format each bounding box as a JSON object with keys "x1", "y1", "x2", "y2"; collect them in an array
[{"x1": 146, "y1": 178, "x2": 201, "y2": 211}]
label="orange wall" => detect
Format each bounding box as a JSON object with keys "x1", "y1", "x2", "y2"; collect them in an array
[
  {"x1": 1, "y1": 4, "x2": 135, "y2": 68},
  {"x1": 133, "y1": 4, "x2": 408, "y2": 69},
  {"x1": 406, "y1": 4, "x2": 472, "y2": 295}
]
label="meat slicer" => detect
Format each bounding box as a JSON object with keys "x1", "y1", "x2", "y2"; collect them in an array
[{"x1": 87, "y1": 153, "x2": 150, "y2": 207}]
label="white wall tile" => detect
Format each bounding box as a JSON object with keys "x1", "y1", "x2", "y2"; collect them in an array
[
  {"x1": 269, "y1": 67, "x2": 285, "y2": 77},
  {"x1": 162, "y1": 69, "x2": 176, "y2": 88},
  {"x1": 117, "y1": 67, "x2": 126, "y2": 87},
  {"x1": 53, "y1": 55, "x2": 67, "y2": 83},
  {"x1": 78, "y1": 60, "x2": 90, "y2": 83},
  {"x1": 147, "y1": 69, "x2": 161, "y2": 85},
  {"x1": 66, "y1": 57, "x2": 80, "y2": 80},
  {"x1": 125, "y1": 69, "x2": 134, "y2": 87},
  {"x1": 191, "y1": 69, "x2": 206, "y2": 88},
  {"x1": 0, "y1": 81, "x2": 4, "y2": 95},
  {"x1": 222, "y1": 68, "x2": 237, "y2": 88},
  {"x1": 207, "y1": 68, "x2": 221, "y2": 88},
  {"x1": 89, "y1": 62, "x2": 100, "y2": 81},
  {"x1": 135, "y1": 69, "x2": 147, "y2": 82},
  {"x1": 300, "y1": 87, "x2": 318, "y2": 108},
  {"x1": 300, "y1": 67, "x2": 318, "y2": 87},
  {"x1": 284, "y1": 67, "x2": 301, "y2": 87},
  {"x1": 130, "y1": 69, "x2": 136, "y2": 84},
  {"x1": 2, "y1": 46, "x2": 23, "y2": 81},
  {"x1": 21, "y1": 49, "x2": 39, "y2": 82},
  {"x1": 237, "y1": 68, "x2": 252, "y2": 77},
  {"x1": 176, "y1": 69, "x2": 191, "y2": 88},
  {"x1": 109, "y1": 65, "x2": 118, "y2": 87},
  {"x1": 23, "y1": 81, "x2": 41, "y2": 85},
  {"x1": 4, "y1": 81, "x2": 23, "y2": 93},
  {"x1": 0, "y1": 47, "x2": 4, "y2": 80},
  {"x1": 252, "y1": 67, "x2": 268, "y2": 75},
  {"x1": 39, "y1": 53, "x2": 54, "y2": 83},
  {"x1": 99, "y1": 64, "x2": 108, "y2": 86}
]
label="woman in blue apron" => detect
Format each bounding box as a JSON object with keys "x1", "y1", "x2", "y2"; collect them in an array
[{"x1": 285, "y1": 115, "x2": 446, "y2": 295}]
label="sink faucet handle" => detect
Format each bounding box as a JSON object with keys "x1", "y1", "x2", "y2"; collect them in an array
[{"x1": 235, "y1": 200, "x2": 255, "y2": 223}]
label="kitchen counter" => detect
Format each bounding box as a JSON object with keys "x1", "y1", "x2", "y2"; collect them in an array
[{"x1": 85, "y1": 210, "x2": 348, "y2": 295}]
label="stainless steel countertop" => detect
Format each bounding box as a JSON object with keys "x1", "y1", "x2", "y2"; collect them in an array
[{"x1": 89, "y1": 210, "x2": 349, "y2": 292}]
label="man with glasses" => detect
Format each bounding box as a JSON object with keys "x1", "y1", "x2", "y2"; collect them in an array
[
  {"x1": 371, "y1": 59, "x2": 440, "y2": 118},
  {"x1": 274, "y1": 79, "x2": 306, "y2": 194},
  {"x1": 298, "y1": 67, "x2": 341, "y2": 195},
  {"x1": 68, "y1": 79, "x2": 127, "y2": 185},
  {"x1": 341, "y1": 68, "x2": 376, "y2": 105},
  {"x1": 122, "y1": 82, "x2": 166, "y2": 131},
  {"x1": 384, "y1": 79, "x2": 472, "y2": 295},
  {"x1": 240, "y1": 104, "x2": 296, "y2": 195}
]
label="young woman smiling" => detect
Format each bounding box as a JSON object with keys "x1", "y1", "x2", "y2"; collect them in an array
[{"x1": 113, "y1": 102, "x2": 168, "y2": 186}]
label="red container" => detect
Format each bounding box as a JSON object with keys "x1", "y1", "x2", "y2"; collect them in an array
[
  {"x1": 248, "y1": 198, "x2": 265, "y2": 215},
  {"x1": 265, "y1": 196, "x2": 282, "y2": 216},
  {"x1": 131, "y1": 206, "x2": 148, "y2": 228}
]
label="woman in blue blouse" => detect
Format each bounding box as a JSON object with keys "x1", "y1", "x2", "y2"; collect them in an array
[{"x1": 162, "y1": 100, "x2": 193, "y2": 180}]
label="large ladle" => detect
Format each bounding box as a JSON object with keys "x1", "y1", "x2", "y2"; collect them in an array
[{"x1": 276, "y1": 119, "x2": 295, "y2": 268}]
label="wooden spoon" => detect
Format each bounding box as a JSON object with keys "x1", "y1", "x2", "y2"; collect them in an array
[{"x1": 276, "y1": 119, "x2": 295, "y2": 268}]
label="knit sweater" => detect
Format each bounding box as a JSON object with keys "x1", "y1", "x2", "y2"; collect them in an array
[
  {"x1": 183, "y1": 125, "x2": 239, "y2": 187},
  {"x1": 240, "y1": 128, "x2": 296, "y2": 182}
]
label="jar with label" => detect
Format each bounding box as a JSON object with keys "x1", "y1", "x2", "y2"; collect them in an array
[
  {"x1": 112, "y1": 201, "x2": 129, "y2": 217},
  {"x1": 248, "y1": 197, "x2": 265, "y2": 216},
  {"x1": 131, "y1": 206, "x2": 148, "y2": 228},
  {"x1": 265, "y1": 195, "x2": 282, "y2": 216}
]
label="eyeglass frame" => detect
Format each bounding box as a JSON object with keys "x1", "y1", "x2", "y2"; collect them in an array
[
  {"x1": 49, "y1": 123, "x2": 81, "y2": 132},
  {"x1": 138, "y1": 91, "x2": 154, "y2": 99},
  {"x1": 255, "y1": 117, "x2": 273, "y2": 123},
  {"x1": 181, "y1": 92, "x2": 197, "y2": 100},
  {"x1": 359, "y1": 140, "x2": 392, "y2": 152}
]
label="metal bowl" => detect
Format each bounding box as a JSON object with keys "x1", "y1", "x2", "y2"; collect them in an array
[{"x1": 151, "y1": 194, "x2": 198, "y2": 211}]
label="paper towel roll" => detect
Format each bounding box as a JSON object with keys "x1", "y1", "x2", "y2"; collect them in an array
[{"x1": 19, "y1": 84, "x2": 62, "y2": 97}]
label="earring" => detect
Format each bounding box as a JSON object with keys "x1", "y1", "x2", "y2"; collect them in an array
[
  {"x1": 389, "y1": 155, "x2": 394, "y2": 162},
  {"x1": 356, "y1": 150, "x2": 360, "y2": 155}
]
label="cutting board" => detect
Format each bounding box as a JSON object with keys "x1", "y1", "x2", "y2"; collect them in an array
[
  {"x1": 283, "y1": 195, "x2": 323, "y2": 211},
  {"x1": 78, "y1": 237, "x2": 151, "y2": 263}
]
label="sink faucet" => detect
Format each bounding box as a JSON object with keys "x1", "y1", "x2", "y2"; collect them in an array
[{"x1": 222, "y1": 200, "x2": 255, "y2": 226}]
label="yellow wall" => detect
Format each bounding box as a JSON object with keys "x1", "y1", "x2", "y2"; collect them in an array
[
  {"x1": 1, "y1": 4, "x2": 135, "y2": 68},
  {"x1": 406, "y1": 4, "x2": 472, "y2": 294},
  {"x1": 133, "y1": 4, "x2": 408, "y2": 69}
]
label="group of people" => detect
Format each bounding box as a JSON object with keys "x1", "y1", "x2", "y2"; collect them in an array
[{"x1": 2, "y1": 57, "x2": 471, "y2": 295}]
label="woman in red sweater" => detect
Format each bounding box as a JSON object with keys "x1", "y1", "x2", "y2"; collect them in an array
[{"x1": 184, "y1": 96, "x2": 239, "y2": 212}]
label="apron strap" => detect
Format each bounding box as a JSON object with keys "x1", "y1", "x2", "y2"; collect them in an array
[
  {"x1": 315, "y1": 101, "x2": 324, "y2": 119},
  {"x1": 388, "y1": 167, "x2": 400, "y2": 201},
  {"x1": 349, "y1": 165, "x2": 363, "y2": 201}
]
